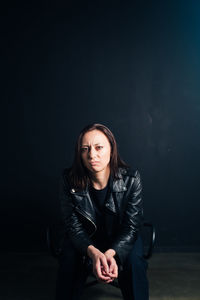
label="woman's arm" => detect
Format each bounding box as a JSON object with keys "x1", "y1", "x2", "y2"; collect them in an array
[
  {"x1": 110, "y1": 170, "x2": 143, "y2": 264},
  {"x1": 60, "y1": 171, "x2": 118, "y2": 283},
  {"x1": 59, "y1": 172, "x2": 93, "y2": 255}
]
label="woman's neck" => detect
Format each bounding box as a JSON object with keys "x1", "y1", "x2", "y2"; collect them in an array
[{"x1": 90, "y1": 167, "x2": 110, "y2": 190}]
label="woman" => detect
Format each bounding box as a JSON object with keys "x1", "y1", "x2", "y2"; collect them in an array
[{"x1": 56, "y1": 123, "x2": 149, "y2": 300}]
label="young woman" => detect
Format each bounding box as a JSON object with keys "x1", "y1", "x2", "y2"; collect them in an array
[{"x1": 56, "y1": 123, "x2": 149, "y2": 300}]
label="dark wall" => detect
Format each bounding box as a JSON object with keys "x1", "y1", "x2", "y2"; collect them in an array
[{"x1": 3, "y1": 1, "x2": 200, "y2": 251}]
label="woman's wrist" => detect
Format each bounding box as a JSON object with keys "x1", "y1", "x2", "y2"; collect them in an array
[
  {"x1": 87, "y1": 246, "x2": 116, "y2": 260},
  {"x1": 104, "y1": 249, "x2": 116, "y2": 258},
  {"x1": 87, "y1": 245, "x2": 98, "y2": 259}
]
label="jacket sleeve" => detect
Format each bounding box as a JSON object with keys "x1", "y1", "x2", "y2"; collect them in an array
[
  {"x1": 59, "y1": 172, "x2": 93, "y2": 255},
  {"x1": 110, "y1": 170, "x2": 144, "y2": 264}
]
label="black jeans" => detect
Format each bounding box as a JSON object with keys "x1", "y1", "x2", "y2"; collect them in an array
[{"x1": 55, "y1": 236, "x2": 149, "y2": 300}]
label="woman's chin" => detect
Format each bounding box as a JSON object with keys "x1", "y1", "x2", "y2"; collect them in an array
[{"x1": 89, "y1": 166, "x2": 101, "y2": 173}]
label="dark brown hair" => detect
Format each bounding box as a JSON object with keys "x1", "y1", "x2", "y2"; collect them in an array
[{"x1": 69, "y1": 123, "x2": 128, "y2": 189}]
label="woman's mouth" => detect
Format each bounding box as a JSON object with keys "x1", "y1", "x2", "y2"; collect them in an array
[{"x1": 89, "y1": 161, "x2": 100, "y2": 166}]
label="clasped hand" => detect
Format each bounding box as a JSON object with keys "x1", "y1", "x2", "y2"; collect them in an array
[{"x1": 87, "y1": 246, "x2": 118, "y2": 284}]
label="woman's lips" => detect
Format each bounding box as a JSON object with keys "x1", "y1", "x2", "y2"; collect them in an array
[{"x1": 89, "y1": 161, "x2": 100, "y2": 166}]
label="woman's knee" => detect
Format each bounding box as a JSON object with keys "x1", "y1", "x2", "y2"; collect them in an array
[
  {"x1": 58, "y1": 238, "x2": 83, "y2": 272},
  {"x1": 123, "y1": 237, "x2": 148, "y2": 272},
  {"x1": 124, "y1": 252, "x2": 147, "y2": 272},
  {"x1": 56, "y1": 238, "x2": 87, "y2": 297}
]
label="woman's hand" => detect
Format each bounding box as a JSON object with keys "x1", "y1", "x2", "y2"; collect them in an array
[
  {"x1": 87, "y1": 245, "x2": 114, "y2": 283},
  {"x1": 104, "y1": 249, "x2": 118, "y2": 283}
]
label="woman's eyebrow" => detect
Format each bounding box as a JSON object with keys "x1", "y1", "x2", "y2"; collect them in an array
[{"x1": 81, "y1": 143, "x2": 102, "y2": 146}]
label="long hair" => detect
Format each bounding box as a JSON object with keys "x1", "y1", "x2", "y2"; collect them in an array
[{"x1": 69, "y1": 123, "x2": 128, "y2": 189}]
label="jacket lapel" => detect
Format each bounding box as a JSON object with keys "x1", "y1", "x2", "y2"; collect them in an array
[
  {"x1": 70, "y1": 187, "x2": 96, "y2": 224},
  {"x1": 70, "y1": 172, "x2": 127, "y2": 218},
  {"x1": 105, "y1": 174, "x2": 127, "y2": 214}
]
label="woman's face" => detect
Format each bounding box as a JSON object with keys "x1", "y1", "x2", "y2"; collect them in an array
[{"x1": 81, "y1": 129, "x2": 111, "y2": 174}]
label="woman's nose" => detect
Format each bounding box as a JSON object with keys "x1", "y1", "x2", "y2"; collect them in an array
[{"x1": 88, "y1": 147, "x2": 96, "y2": 159}]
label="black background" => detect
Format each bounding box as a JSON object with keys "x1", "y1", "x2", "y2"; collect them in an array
[{"x1": 3, "y1": 1, "x2": 200, "y2": 252}]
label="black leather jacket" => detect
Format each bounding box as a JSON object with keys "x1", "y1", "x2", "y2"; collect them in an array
[{"x1": 60, "y1": 167, "x2": 144, "y2": 264}]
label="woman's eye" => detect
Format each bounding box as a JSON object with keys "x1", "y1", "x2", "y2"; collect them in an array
[
  {"x1": 96, "y1": 146, "x2": 103, "y2": 150},
  {"x1": 81, "y1": 147, "x2": 88, "y2": 152}
]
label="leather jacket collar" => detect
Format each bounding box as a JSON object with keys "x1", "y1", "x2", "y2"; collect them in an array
[
  {"x1": 69, "y1": 170, "x2": 127, "y2": 196},
  {"x1": 69, "y1": 170, "x2": 127, "y2": 215}
]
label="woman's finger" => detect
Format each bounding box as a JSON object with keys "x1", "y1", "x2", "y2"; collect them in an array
[
  {"x1": 100, "y1": 256, "x2": 109, "y2": 275},
  {"x1": 113, "y1": 263, "x2": 118, "y2": 278},
  {"x1": 109, "y1": 259, "x2": 115, "y2": 273},
  {"x1": 94, "y1": 261, "x2": 111, "y2": 281}
]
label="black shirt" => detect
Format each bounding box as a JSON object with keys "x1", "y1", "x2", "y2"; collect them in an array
[{"x1": 89, "y1": 184, "x2": 109, "y2": 250}]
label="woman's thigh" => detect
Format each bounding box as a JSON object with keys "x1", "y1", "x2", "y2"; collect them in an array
[
  {"x1": 55, "y1": 237, "x2": 87, "y2": 300},
  {"x1": 125, "y1": 235, "x2": 147, "y2": 267},
  {"x1": 118, "y1": 236, "x2": 149, "y2": 300}
]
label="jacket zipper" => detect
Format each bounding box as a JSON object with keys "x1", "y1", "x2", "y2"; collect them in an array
[{"x1": 75, "y1": 206, "x2": 97, "y2": 237}]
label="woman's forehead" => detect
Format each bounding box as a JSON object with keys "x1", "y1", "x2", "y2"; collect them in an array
[{"x1": 82, "y1": 130, "x2": 109, "y2": 145}]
